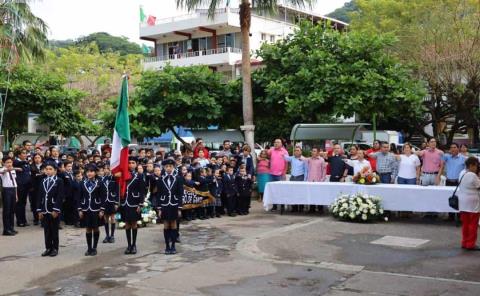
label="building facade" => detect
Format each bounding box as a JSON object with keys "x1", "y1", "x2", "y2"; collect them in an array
[{"x1": 140, "y1": 5, "x2": 347, "y2": 80}]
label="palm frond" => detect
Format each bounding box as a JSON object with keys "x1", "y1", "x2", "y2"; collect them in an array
[{"x1": 176, "y1": 0, "x2": 224, "y2": 18}]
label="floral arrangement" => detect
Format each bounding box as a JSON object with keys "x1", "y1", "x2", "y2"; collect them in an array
[
  {"x1": 352, "y1": 167, "x2": 379, "y2": 185},
  {"x1": 118, "y1": 200, "x2": 158, "y2": 229},
  {"x1": 330, "y1": 193, "x2": 385, "y2": 222}
]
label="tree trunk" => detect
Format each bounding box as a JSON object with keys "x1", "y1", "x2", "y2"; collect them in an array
[
  {"x1": 169, "y1": 126, "x2": 187, "y2": 145},
  {"x1": 240, "y1": 0, "x2": 255, "y2": 153}
]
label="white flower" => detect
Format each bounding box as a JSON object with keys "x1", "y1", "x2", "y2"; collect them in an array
[
  {"x1": 342, "y1": 203, "x2": 348, "y2": 208},
  {"x1": 143, "y1": 217, "x2": 149, "y2": 223},
  {"x1": 384, "y1": 217, "x2": 389, "y2": 222},
  {"x1": 362, "y1": 214, "x2": 368, "y2": 220},
  {"x1": 137, "y1": 220, "x2": 143, "y2": 225},
  {"x1": 363, "y1": 208, "x2": 368, "y2": 214},
  {"x1": 379, "y1": 209, "x2": 384, "y2": 214},
  {"x1": 370, "y1": 209, "x2": 377, "y2": 215},
  {"x1": 119, "y1": 222, "x2": 126, "y2": 228},
  {"x1": 339, "y1": 212, "x2": 344, "y2": 217},
  {"x1": 151, "y1": 219, "x2": 157, "y2": 224},
  {"x1": 356, "y1": 211, "x2": 361, "y2": 215},
  {"x1": 143, "y1": 202, "x2": 149, "y2": 207},
  {"x1": 349, "y1": 212, "x2": 356, "y2": 219}
]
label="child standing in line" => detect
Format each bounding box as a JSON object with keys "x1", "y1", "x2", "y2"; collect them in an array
[
  {"x1": 37, "y1": 161, "x2": 64, "y2": 257},
  {"x1": 235, "y1": 164, "x2": 253, "y2": 215},
  {"x1": 102, "y1": 164, "x2": 118, "y2": 244},
  {"x1": 78, "y1": 164, "x2": 106, "y2": 256},
  {"x1": 209, "y1": 168, "x2": 224, "y2": 218},
  {"x1": 223, "y1": 166, "x2": 238, "y2": 217}
]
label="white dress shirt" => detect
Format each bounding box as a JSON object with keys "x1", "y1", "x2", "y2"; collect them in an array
[{"x1": 0, "y1": 168, "x2": 17, "y2": 188}]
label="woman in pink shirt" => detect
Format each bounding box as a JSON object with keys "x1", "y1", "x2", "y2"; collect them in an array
[{"x1": 256, "y1": 150, "x2": 270, "y2": 201}]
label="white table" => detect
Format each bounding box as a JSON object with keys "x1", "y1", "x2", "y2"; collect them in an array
[{"x1": 263, "y1": 181, "x2": 458, "y2": 213}]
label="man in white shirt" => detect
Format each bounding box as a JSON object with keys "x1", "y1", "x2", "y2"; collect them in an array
[{"x1": 1, "y1": 157, "x2": 18, "y2": 236}]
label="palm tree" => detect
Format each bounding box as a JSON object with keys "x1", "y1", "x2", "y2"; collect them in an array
[
  {"x1": 0, "y1": 0, "x2": 49, "y2": 65},
  {"x1": 177, "y1": 0, "x2": 315, "y2": 150},
  {"x1": 0, "y1": 0, "x2": 48, "y2": 135}
]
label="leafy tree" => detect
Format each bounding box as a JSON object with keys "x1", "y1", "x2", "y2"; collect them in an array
[
  {"x1": 75, "y1": 32, "x2": 142, "y2": 55},
  {"x1": 351, "y1": 0, "x2": 480, "y2": 144},
  {"x1": 177, "y1": 0, "x2": 316, "y2": 152},
  {"x1": 0, "y1": 0, "x2": 48, "y2": 63},
  {"x1": 100, "y1": 65, "x2": 239, "y2": 144},
  {"x1": 254, "y1": 21, "x2": 425, "y2": 138},
  {"x1": 327, "y1": 0, "x2": 358, "y2": 23},
  {"x1": 41, "y1": 43, "x2": 143, "y2": 119},
  {"x1": 0, "y1": 65, "x2": 96, "y2": 140}
]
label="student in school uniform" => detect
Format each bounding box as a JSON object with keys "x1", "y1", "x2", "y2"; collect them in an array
[
  {"x1": 13, "y1": 149, "x2": 32, "y2": 227},
  {"x1": 1, "y1": 157, "x2": 18, "y2": 236},
  {"x1": 194, "y1": 167, "x2": 209, "y2": 220},
  {"x1": 209, "y1": 168, "x2": 224, "y2": 218},
  {"x1": 155, "y1": 159, "x2": 184, "y2": 255},
  {"x1": 101, "y1": 164, "x2": 119, "y2": 244},
  {"x1": 223, "y1": 166, "x2": 238, "y2": 217},
  {"x1": 62, "y1": 161, "x2": 77, "y2": 226},
  {"x1": 78, "y1": 164, "x2": 106, "y2": 256},
  {"x1": 235, "y1": 164, "x2": 253, "y2": 215},
  {"x1": 37, "y1": 161, "x2": 64, "y2": 257},
  {"x1": 120, "y1": 157, "x2": 146, "y2": 255},
  {"x1": 30, "y1": 153, "x2": 45, "y2": 226}
]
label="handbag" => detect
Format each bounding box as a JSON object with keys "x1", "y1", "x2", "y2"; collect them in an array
[{"x1": 448, "y1": 174, "x2": 465, "y2": 210}]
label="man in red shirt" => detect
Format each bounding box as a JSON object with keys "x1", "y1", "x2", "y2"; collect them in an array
[{"x1": 366, "y1": 140, "x2": 381, "y2": 172}]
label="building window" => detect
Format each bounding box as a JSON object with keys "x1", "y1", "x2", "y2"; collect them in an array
[
  {"x1": 261, "y1": 33, "x2": 267, "y2": 41},
  {"x1": 270, "y1": 35, "x2": 275, "y2": 43}
]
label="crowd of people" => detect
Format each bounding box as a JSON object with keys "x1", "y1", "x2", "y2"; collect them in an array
[{"x1": 0, "y1": 136, "x2": 479, "y2": 255}]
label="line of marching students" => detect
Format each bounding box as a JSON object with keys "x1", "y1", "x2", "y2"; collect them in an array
[{"x1": 1, "y1": 141, "x2": 255, "y2": 258}]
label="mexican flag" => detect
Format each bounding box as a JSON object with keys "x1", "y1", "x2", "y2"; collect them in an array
[
  {"x1": 140, "y1": 6, "x2": 146, "y2": 23},
  {"x1": 111, "y1": 76, "x2": 131, "y2": 198}
]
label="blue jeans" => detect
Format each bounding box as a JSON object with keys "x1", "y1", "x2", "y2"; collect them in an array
[
  {"x1": 379, "y1": 173, "x2": 392, "y2": 184},
  {"x1": 270, "y1": 175, "x2": 282, "y2": 182},
  {"x1": 397, "y1": 177, "x2": 416, "y2": 185}
]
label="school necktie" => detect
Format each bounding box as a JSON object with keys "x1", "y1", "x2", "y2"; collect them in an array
[
  {"x1": 167, "y1": 175, "x2": 173, "y2": 187},
  {"x1": 8, "y1": 171, "x2": 16, "y2": 187}
]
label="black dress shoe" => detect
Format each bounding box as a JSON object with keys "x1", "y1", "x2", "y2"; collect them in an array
[
  {"x1": 102, "y1": 237, "x2": 110, "y2": 243},
  {"x1": 41, "y1": 249, "x2": 52, "y2": 256},
  {"x1": 33, "y1": 221, "x2": 39, "y2": 226},
  {"x1": 170, "y1": 247, "x2": 177, "y2": 255},
  {"x1": 49, "y1": 249, "x2": 58, "y2": 257},
  {"x1": 90, "y1": 249, "x2": 97, "y2": 256},
  {"x1": 3, "y1": 231, "x2": 14, "y2": 236},
  {"x1": 11, "y1": 230, "x2": 18, "y2": 234},
  {"x1": 85, "y1": 250, "x2": 92, "y2": 256},
  {"x1": 465, "y1": 246, "x2": 480, "y2": 251},
  {"x1": 165, "y1": 247, "x2": 171, "y2": 255},
  {"x1": 124, "y1": 247, "x2": 132, "y2": 255},
  {"x1": 130, "y1": 246, "x2": 137, "y2": 254},
  {"x1": 109, "y1": 237, "x2": 115, "y2": 243}
]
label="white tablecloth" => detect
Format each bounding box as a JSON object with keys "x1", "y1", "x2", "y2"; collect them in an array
[{"x1": 263, "y1": 182, "x2": 457, "y2": 213}]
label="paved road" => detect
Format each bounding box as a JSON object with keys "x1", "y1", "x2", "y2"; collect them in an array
[{"x1": 0, "y1": 202, "x2": 479, "y2": 295}]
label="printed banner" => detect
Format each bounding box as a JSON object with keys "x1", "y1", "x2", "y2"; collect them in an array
[{"x1": 182, "y1": 186, "x2": 215, "y2": 209}]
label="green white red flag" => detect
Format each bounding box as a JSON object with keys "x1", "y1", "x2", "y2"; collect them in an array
[{"x1": 111, "y1": 75, "x2": 131, "y2": 198}]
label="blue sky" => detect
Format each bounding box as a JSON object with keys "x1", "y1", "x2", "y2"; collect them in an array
[{"x1": 31, "y1": 0, "x2": 348, "y2": 44}]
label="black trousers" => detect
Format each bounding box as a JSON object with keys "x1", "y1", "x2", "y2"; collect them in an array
[
  {"x1": 43, "y1": 213, "x2": 60, "y2": 250},
  {"x1": 226, "y1": 194, "x2": 236, "y2": 214},
  {"x1": 290, "y1": 175, "x2": 304, "y2": 212},
  {"x1": 15, "y1": 185, "x2": 29, "y2": 225},
  {"x1": 63, "y1": 195, "x2": 78, "y2": 225},
  {"x1": 2, "y1": 188, "x2": 16, "y2": 232},
  {"x1": 29, "y1": 189, "x2": 39, "y2": 222},
  {"x1": 237, "y1": 194, "x2": 251, "y2": 213}
]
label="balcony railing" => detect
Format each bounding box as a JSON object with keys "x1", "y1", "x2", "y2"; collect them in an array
[
  {"x1": 143, "y1": 47, "x2": 242, "y2": 64},
  {"x1": 141, "y1": 7, "x2": 240, "y2": 27}
]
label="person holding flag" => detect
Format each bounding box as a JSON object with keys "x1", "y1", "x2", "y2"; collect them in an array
[{"x1": 110, "y1": 76, "x2": 146, "y2": 255}]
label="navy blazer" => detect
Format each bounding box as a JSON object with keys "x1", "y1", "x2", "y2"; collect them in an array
[
  {"x1": 222, "y1": 173, "x2": 238, "y2": 197},
  {"x1": 208, "y1": 176, "x2": 223, "y2": 198},
  {"x1": 14, "y1": 159, "x2": 32, "y2": 187},
  {"x1": 155, "y1": 173, "x2": 184, "y2": 210},
  {"x1": 78, "y1": 178, "x2": 106, "y2": 212},
  {"x1": 235, "y1": 175, "x2": 253, "y2": 197},
  {"x1": 102, "y1": 175, "x2": 119, "y2": 205},
  {"x1": 121, "y1": 173, "x2": 146, "y2": 208},
  {"x1": 36, "y1": 175, "x2": 64, "y2": 214}
]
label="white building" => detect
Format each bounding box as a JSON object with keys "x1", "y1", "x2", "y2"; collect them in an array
[{"x1": 140, "y1": 5, "x2": 347, "y2": 79}]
